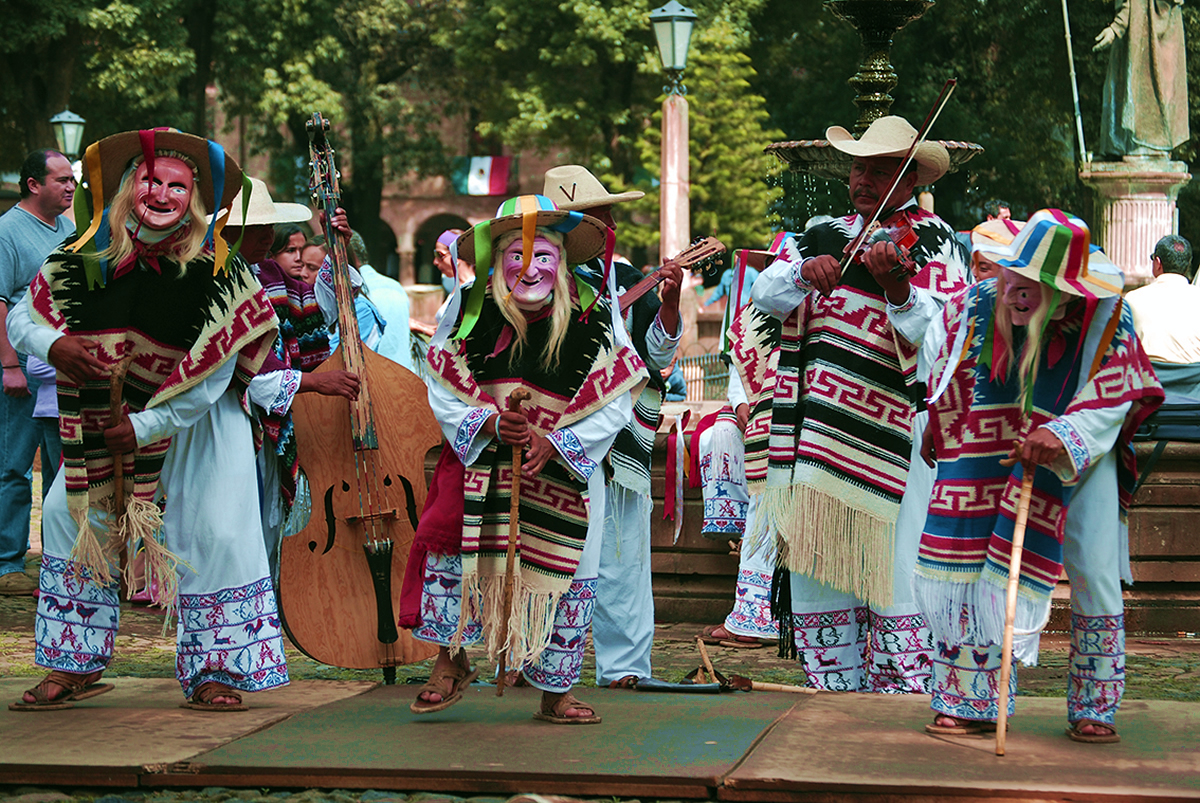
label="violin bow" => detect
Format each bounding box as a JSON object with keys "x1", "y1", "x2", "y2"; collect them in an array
[{"x1": 838, "y1": 78, "x2": 958, "y2": 276}]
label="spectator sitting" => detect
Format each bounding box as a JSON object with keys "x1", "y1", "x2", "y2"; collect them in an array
[
  {"x1": 1126, "y1": 235, "x2": 1199, "y2": 365},
  {"x1": 662, "y1": 357, "x2": 686, "y2": 401}
]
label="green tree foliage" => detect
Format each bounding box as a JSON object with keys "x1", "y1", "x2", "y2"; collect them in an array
[{"x1": 620, "y1": 18, "x2": 785, "y2": 261}]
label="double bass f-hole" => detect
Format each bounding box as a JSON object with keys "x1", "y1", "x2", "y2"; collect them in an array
[{"x1": 312, "y1": 474, "x2": 421, "y2": 556}]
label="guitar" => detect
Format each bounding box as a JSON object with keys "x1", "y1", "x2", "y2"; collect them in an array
[{"x1": 619, "y1": 236, "x2": 726, "y2": 312}]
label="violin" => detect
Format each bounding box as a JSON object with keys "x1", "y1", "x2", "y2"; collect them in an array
[
  {"x1": 278, "y1": 113, "x2": 440, "y2": 677},
  {"x1": 844, "y1": 209, "x2": 920, "y2": 280}
]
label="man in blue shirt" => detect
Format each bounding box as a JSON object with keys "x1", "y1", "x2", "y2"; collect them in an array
[{"x1": 0, "y1": 150, "x2": 75, "y2": 596}]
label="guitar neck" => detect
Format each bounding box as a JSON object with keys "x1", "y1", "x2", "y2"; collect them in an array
[{"x1": 619, "y1": 268, "x2": 668, "y2": 313}]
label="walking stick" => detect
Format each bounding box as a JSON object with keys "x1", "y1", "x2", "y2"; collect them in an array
[
  {"x1": 996, "y1": 466, "x2": 1035, "y2": 756},
  {"x1": 108, "y1": 353, "x2": 135, "y2": 599},
  {"x1": 496, "y1": 388, "x2": 531, "y2": 696}
]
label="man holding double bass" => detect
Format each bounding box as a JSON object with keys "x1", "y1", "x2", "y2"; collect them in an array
[{"x1": 727, "y1": 115, "x2": 969, "y2": 694}]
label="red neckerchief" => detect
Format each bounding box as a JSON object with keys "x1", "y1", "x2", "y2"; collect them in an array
[
  {"x1": 487, "y1": 304, "x2": 554, "y2": 360},
  {"x1": 112, "y1": 227, "x2": 189, "y2": 280}
]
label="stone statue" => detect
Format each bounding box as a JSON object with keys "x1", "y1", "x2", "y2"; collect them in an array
[{"x1": 1093, "y1": 0, "x2": 1190, "y2": 158}]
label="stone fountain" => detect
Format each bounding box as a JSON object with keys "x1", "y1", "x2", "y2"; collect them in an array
[{"x1": 764, "y1": 0, "x2": 981, "y2": 182}]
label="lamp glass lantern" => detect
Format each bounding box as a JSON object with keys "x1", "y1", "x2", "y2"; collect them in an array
[
  {"x1": 49, "y1": 109, "x2": 86, "y2": 160},
  {"x1": 650, "y1": 1, "x2": 697, "y2": 75}
]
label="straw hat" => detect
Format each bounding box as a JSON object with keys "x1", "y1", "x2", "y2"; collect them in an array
[
  {"x1": 976, "y1": 209, "x2": 1122, "y2": 299},
  {"x1": 970, "y1": 218, "x2": 1026, "y2": 255},
  {"x1": 455, "y1": 194, "x2": 608, "y2": 266},
  {"x1": 825, "y1": 116, "x2": 950, "y2": 185},
  {"x1": 82, "y1": 128, "x2": 242, "y2": 214},
  {"x1": 215, "y1": 177, "x2": 312, "y2": 227},
  {"x1": 542, "y1": 165, "x2": 644, "y2": 211}
]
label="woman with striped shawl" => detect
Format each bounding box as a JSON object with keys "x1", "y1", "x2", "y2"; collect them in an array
[{"x1": 915, "y1": 210, "x2": 1162, "y2": 743}]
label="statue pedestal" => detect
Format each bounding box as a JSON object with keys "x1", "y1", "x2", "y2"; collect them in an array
[{"x1": 1079, "y1": 160, "x2": 1191, "y2": 288}]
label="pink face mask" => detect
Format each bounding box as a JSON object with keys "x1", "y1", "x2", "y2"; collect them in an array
[
  {"x1": 501, "y1": 235, "x2": 560, "y2": 309},
  {"x1": 1000, "y1": 268, "x2": 1044, "y2": 326},
  {"x1": 132, "y1": 157, "x2": 195, "y2": 231}
]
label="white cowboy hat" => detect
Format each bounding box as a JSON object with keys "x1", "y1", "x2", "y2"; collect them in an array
[
  {"x1": 212, "y1": 176, "x2": 313, "y2": 227},
  {"x1": 542, "y1": 165, "x2": 644, "y2": 211},
  {"x1": 825, "y1": 116, "x2": 950, "y2": 185}
]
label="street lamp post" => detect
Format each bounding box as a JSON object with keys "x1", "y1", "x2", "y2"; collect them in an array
[
  {"x1": 49, "y1": 109, "x2": 87, "y2": 161},
  {"x1": 650, "y1": 1, "x2": 696, "y2": 264}
]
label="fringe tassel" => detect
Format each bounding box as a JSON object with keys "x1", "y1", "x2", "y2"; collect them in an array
[
  {"x1": 66, "y1": 505, "x2": 116, "y2": 586},
  {"x1": 769, "y1": 564, "x2": 796, "y2": 660},
  {"x1": 455, "y1": 570, "x2": 562, "y2": 668},
  {"x1": 118, "y1": 497, "x2": 185, "y2": 627},
  {"x1": 759, "y1": 484, "x2": 897, "y2": 608}
]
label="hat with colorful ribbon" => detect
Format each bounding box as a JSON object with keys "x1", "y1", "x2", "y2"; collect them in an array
[
  {"x1": 66, "y1": 128, "x2": 248, "y2": 283},
  {"x1": 970, "y1": 218, "x2": 1026, "y2": 255},
  {"x1": 454, "y1": 194, "x2": 607, "y2": 267},
  {"x1": 976, "y1": 209, "x2": 1121, "y2": 299}
]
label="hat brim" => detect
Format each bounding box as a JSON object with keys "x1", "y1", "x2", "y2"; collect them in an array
[
  {"x1": 84, "y1": 130, "x2": 242, "y2": 214},
  {"x1": 221, "y1": 201, "x2": 313, "y2": 227},
  {"x1": 825, "y1": 125, "x2": 949, "y2": 185},
  {"x1": 980, "y1": 247, "x2": 1123, "y2": 299},
  {"x1": 554, "y1": 189, "x2": 645, "y2": 211},
  {"x1": 456, "y1": 210, "x2": 608, "y2": 267}
]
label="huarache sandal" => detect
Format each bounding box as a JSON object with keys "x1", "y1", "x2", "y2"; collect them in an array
[
  {"x1": 607, "y1": 675, "x2": 639, "y2": 689},
  {"x1": 9, "y1": 670, "x2": 113, "y2": 711},
  {"x1": 924, "y1": 714, "x2": 999, "y2": 735},
  {"x1": 411, "y1": 660, "x2": 480, "y2": 714},
  {"x1": 534, "y1": 691, "x2": 601, "y2": 725},
  {"x1": 698, "y1": 624, "x2": 732, "y2": 645},
  {"x1": 719, "y1": 635, "x2": 765, "y2": 649},
  {"x1": 182, "y1": 681, "x2": 248, "y2": 712},
  {"x1": 1066, "y1": 718, "x2": 1121, "y2": 744}
]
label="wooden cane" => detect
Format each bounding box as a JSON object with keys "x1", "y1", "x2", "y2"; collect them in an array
[
  {"x1": 108, "y1": 353, "x2": 135, "y2": 599},
  {"x1": 996, "y1": 468, "x2": 1035, "y2": 756},
  {"x1": 496, "y1": 388, "x2": 532, "y2": 696}
]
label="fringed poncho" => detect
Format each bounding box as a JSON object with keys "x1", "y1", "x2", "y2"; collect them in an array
[
  {"x1": 913, "y1": 282, "x2": 1162, "y2": 657},
  {"x1": 425, "y1": 284, "x2": 647, "y2": 666},
  {"x1": 729, "y1": 209, "x2": 968, "y2": 606},
  {"x1": 27, "y1": 242, "x2": 277, "y2": 602}
]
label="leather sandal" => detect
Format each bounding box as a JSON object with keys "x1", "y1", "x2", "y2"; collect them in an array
[
  {"x1": 1066, "y1": 718, "x2": 1120, "y2": 744},
  {"x1": 534, "y1": 691, "x2": 601, "y2": 725},
  {"x1": 925, "y1": 714, "x2": 999, "y2": 735},
  {"x1": 607, "y1": 675, "x2": 639, "y2": 689},
  {"x1": 411, "y1": 659, "x2": 479, "y2": 714},
  {"x1": 182, "y1": 681, "x2": 248, "y2": 712},
  {"x1": 9, "y1": 670, "x2": 113, "y2": 712}
]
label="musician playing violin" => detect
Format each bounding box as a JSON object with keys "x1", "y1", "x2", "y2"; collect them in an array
[{"x1": 730, "y1": 115, "x2": 970, "y2": 694}]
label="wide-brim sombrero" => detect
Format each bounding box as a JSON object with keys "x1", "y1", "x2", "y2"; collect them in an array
[
  {"x1": 210, "y1": 177, "x2": 312, "y2": 227},
  {"x1": 543, "y1": 164, "x2": 644, "y2": 211},
  {"x1": 82, "y1": 128, "x2": 243, "y2": 215},
  {"x1": 456, "y1": 194, "x2": 608, "y2": 266},
  {"x1": 977, "y1": 208, "x2": 1122, "y2": 299},
  {"x1": 825, "y1": 115, "x2": 949, "y2": 185}
]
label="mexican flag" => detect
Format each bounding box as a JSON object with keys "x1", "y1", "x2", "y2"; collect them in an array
[{"x1": 450, "y1": 156, "x2": 514, "y2": 196}]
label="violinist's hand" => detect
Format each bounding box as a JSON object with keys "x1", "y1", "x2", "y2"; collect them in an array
[
  {"x1": 521, "y1": 432, "x2": 556, "y2": 478},
  {"x1": 862, "y1": 241, "x2": 912, "y2": 305},
  {"x1": 48, "y1": 336, "x2": 110, "y2": 385},
  {"x1": 800, "y1": 255, "x2": 841, "y2": 296},
  {"x1": 494, "y1": 409, "x2": 531, "y2": 449},
  {"x1": 1007, "y1": 427, "x2": 1065, "y2": 472},
  {"x1": 300, "y1": 370, "x2": 360, "y2": 401},
  {"x1": 104, "y1": 411, "x2": 138, "y2": 456}
]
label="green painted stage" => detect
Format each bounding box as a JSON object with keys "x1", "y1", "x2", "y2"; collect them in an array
[{"x1": 1, "y1": 678, "x2": 1197, "y2": 802}]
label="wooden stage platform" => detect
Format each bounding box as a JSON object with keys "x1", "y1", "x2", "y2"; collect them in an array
[{"x1": 2, "y1": 678, "x2": 1197, "y2": 802}]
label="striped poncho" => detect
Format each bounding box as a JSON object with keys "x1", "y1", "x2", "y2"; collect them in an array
[
  {"x1": 914, "y1": 282, "x2": 1162, "y2": 653},
  {"x1": 425, "y1": 282, "x2": 647, "y2": 666},
  {"x1": 27, "y1": 241, "x2": 277, "y2": 597},
  {"x1": 254, "y1": 258, "x2": 332, "y2": 511},
  {"x1": 729, "y1": 208, "x2": 968, "y2": 606}
]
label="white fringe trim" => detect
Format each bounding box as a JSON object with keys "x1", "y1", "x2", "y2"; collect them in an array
[{"x1": 756, "y1": 481, "x2": 897, "y2": 608}]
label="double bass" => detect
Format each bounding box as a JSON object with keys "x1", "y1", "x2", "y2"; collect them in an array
[{"x1": 278, "y1": 113, "x2": 439, "y2": 676}]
